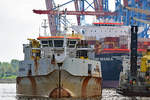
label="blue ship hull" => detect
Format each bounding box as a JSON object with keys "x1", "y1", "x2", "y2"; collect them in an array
[{"x1": 95, "y1": 53, "x2": 129, "y2": 88}]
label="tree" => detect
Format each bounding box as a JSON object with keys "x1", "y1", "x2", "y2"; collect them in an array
[
  {"x1": 0, "y1": 66, "x2": 5, "y2": 77},
  {"x1": 0, "y1": 59, "x2": 19, "y2": 78},
  {"x1": 11, "y1": 59, "x2": 19, "y2": 68}
]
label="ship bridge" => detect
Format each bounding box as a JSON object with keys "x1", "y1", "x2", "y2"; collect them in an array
[{"x1": 37, "y1": 36, "x2": 80, "y2": 48}]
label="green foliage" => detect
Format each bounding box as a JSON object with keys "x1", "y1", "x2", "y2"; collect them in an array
[
  {"x1": 0, "y1": 59, "x2": 19, "y2": 79},
  {"x1": 1, "y1": 75, "x2": 17, "y2": 79}
]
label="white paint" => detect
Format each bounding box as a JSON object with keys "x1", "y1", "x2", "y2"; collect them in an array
[
  {"x1": 0, "y1": 0, "x2": 117, "y2": 62},
  {"x1": 18, "y1": 38, "x2": 101, "y2": 78}
]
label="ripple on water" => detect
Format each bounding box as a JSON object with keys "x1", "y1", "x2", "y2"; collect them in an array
[
  {"x1": 102, "y1": 88, "x2": 150, "y2": 100},
  {"x1": 0, "y1": 83, "x2": 16, "y2": 100},
  {"x1": 0, "y1": 84, "x2": 150, "y2": 100}
]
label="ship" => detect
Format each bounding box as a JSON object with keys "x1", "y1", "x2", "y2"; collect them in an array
[
  {"x1": 16, "y1": 30, "x2": 102, "y2": 99},
  {"x1": 117, "y1": 26, "x2": 150, "y2": 97},
  {"x1": 72, "y1": 21, "x2": 150, "y2": 88}
]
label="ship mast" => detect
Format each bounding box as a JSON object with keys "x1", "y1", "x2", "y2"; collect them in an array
[
  {"x1": 63, "y1": 8, "x2": 67, "y2": 57},
  {"x1": 41, "y1": 19, "x2": 48, "y2": 36}
]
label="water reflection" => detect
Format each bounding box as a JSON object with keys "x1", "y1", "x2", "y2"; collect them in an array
[
  {"x1": 102, "y1": 88, "x2": 150, "y2": 100},
  {"x1": 0, "y1": 83, "x2": 16, "y2": 100},
  {"x1": 0, "y1": 84, "x2": 150, "y2": 100}
]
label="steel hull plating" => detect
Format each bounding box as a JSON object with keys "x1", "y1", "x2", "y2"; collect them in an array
[
  {"x1": 16, "y1": 96, "x2": 101, "y2": 100},
  {"x1": 102, "y1": 81, "x2": 119, "y2": 88},
  {"x1": 95, "y1": 53, "x2": 128, "y2": 88},
  {"x1": 16, "y1": 70, "x2": 102, "y2": 99}
]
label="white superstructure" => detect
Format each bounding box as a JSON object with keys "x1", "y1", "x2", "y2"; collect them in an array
[
  {"x1": 72, "y1": 23, "x2": 144, "y2": 40},
  {"x1": 18, "y1": 36, "x2": 101, "y2": 77}
]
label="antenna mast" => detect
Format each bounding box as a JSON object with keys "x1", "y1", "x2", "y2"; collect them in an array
[
  {"x1": 41, "y1": 19, "x2": 48, "y2": 36},
  {"x1": 64, "y1": 8, "x2": 67, "y2": 56}
]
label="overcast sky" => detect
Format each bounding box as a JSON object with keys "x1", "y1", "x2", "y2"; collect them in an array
[{"x1": 0, "y1": 0, "x2": 116, "y2": 62}]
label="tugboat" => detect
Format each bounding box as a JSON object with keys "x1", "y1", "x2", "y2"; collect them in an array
[
  {"x1": 117, "y1": 26, "x2": 150, "y2": 97},
  {"x1": 16, "y1": 19, "x2": 102, "y2": 99}
]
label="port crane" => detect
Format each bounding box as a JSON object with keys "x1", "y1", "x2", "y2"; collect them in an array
[
  {"x1": 33, "y1": 9, "x2": 115, "y2": 16},
  {"x1": 132, "y1": 17, "x2": 150, "y2": 38},
  {"x1": 125, "y1": 6, "x2": 150, "y2": 37},
  {"x1": 133, "y1": 17, "x2": 150, "y2": 25},
  {"x1": 33, "y1": 8, "x2": 116, "y2": 36},
  {"x1": 126, "y1": 7, "x2": 150, "y2": 16},
  {"x1": 116, "y1": 2, "x2": 150, "y2": 96},
  {"x1": 125, "y1": 6, "x2": 150, "y2": 24},
  {"x1": 44, "y1": 0, "x2": 117, "y2": 35},
  {"x1": 113, "y1": 0, "x2": 150, "y2": 37},
  {"x1": 44, "y1": 0, "x2": 150, "y2": 37}
]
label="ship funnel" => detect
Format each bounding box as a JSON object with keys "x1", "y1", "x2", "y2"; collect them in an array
[{"x1": 130, "y1": 26, "x2": 138, "y2": 77}]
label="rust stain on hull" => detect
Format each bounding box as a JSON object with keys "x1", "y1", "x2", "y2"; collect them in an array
[
  {"x1": 16, "y1": 77, "x2": 22, "y2": 84},
  {"x1": 17, "y1": 76, "x2": 37, "y2": 95},
  {"x1": 34, "y1": 57, "x2": 39, "y2": 74},
  {"x1": 94, "y1": 77, "x2": 101, "y2": 86},
  {"x1": 81, "y1": 77, "x2": 91, "y2": 97},
  {"x1": 17, "y1": 70, "x2": 102, "y2": 99},
  {"x1": 95, "y1": 78, "x2": 102, "y2": 95},
  {"x1": 28, "y1": 76, "x2": 37, "y2": 95},
  {"x1": 50, "y1": 88, "x2": 71, "y2": 98}
]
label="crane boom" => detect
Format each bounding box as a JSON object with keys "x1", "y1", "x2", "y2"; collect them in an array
[
  {"x1": 74, "y1": 0, "x2": 80, "y2": 25},
  {"x1": 123, "y1": 0, "x2": 128, "y2": 7},
  {"x1": 33, "y1": 9, "x2": 116, "y2": 16},
  {"x1": 126, "y1": 7, "x2": 150, "y2": 15},
  {"x1": 45, "y1": 0, "x2": 57, "y2": 36},
  {"x1": 133, "y1": 17, "x2": 150, "y2": 25}
]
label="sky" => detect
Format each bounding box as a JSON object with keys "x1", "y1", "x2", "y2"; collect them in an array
[{"x1": 0, "y1": 0, "x2": 116, "y2": 62}]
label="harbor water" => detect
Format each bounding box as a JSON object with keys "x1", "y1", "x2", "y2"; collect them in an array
[{"x1": 0, "y1": 83, "x2": 150, "y2": 100}]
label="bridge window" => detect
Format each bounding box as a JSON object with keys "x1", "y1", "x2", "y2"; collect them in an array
[
  {"x1": 41, "y1": 41, "x2": 48, "y2": 44},
  {"x1": 69, "y1": 41, "x2": 76, "y2": 44},
  {"x1": 49, "y1": 40, "x2": 53, "y2": 47},
  {"x1": 148, "y1": 60, "x2": 150, "y2": 63},
  {"x1": 68, "y1": 41, "x2": 76, "y2": 48},
  {"x1": 41, "y1": 40, "x2": 48, "y2": 47},
  {"x1": 54, "y1": 40, "x2": 63, "y2": 47},
  {"x1": 76, "y1": 50, "x2": 88, "y2": 58},
  {"x1": 88, "y1": 64, "x2": 92, "y2": 75},
  {"x1": 43, "y1": 45, "x2": 48, "y2": 47}
]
